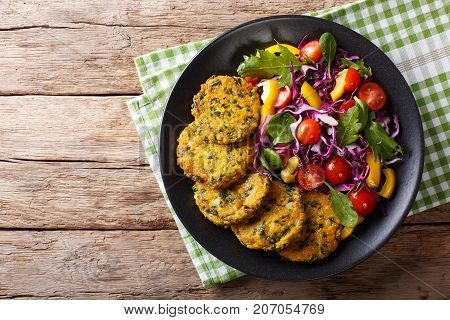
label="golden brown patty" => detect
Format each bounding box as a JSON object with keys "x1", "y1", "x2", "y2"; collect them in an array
[
  {"x1": 192, "y1": 75, "x2": 261, "y2": 144},
  {"x1": 176, "y1": 122, "x2": 254, "y2": 188},
  {"x1": 231, "y1": 180, "x2": 305, "y2": 251},
  {"x1": 279, "y1": 192, "x2": 343, "y2": 262},
  {"x1": 193, "y1": 173, "x2": 270, "y2": 227}
]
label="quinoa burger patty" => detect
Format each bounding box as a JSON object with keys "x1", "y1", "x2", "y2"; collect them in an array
[
  {"x1": 279, "y1": 192, "x2": 343, "y2": 262},
  {"x1": 193, "y1": 173, "x2": 270, "y2": 227},
  {"x1": 192, "y1": 75, "x2": 261, "y2": 144},
  {"x1": 176, "y1": 122, "x2": 254, "y2": 188},
  {"x1": 231, "y1": 180, "x2": 305, "y2": 251}
]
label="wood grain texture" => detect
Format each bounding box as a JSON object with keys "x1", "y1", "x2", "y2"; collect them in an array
[
  {"x1": 0, "y1": 0, "x2": 449, "y2": 300},
  {"x1": 0, "y1": 161, "x2": 174, "y2": 230},
  {"x1": 0, "y1": 0, "x2": 351, "y2": 95},
  {"x1": 0, "y1": 96, "x2": 142, "y2": 164},
  {"x1": 0, "y1": 226, "x2": 448, "y2": 299}
]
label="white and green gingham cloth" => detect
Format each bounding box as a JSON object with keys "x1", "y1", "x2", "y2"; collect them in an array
[{"x1": 127, "y1": 0, "x2": 450, "y2": 286}]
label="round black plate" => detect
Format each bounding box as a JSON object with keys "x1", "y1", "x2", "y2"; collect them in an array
[{"x1": 159, "y1": 15, "x2": 424, "y2": 281}]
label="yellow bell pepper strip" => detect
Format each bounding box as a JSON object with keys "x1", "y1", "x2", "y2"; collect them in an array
[
  {"x1": 280, "y1": 156, "x2": 299, "y2": 184},
  {"x1": 266, "y1": 43, "x2": 300, "y2": 55},
  {"x1": 379, "y1": 168, "x2": 396, "y2": 199},
  {"x1": 330, "y1": 69, "x2": 349, "y2": 101},
  {"x1": 300, "y1": 82, "x2": 322, "y2": 109},
  {"x1": 366, "y1": 153, "x2": 381, "y2": 188},
  {"x1": 260, "y1": 79, "x2": 280, "y2": 124},
  {"x1": 340, "y1": 216, "x2": 365, "y2": 240}
]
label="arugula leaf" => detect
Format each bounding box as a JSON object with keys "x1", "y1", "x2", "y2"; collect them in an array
[
  {"x1": 262, "y1": 148, "x2": 284, "y2": 170},
  {"x1": 363, "y1": 112, "x2": 403, "y2": 160},
  {"x1": 319, "y1": 32, "x2": 337, "y2": 78},
  {"x1": 324, "y1": 182, "x2": 358, "y2": 228},
  {"x1": 337, "y1": 97, "x2": 369, "y2": 146},
  {"x1": 354, "y1": 97, "x2": 368, "y2": 129},
  {"x1": 340, "y1": 58, "x2": 372, "y2": 77},
  {"x1": 337, "y1": 104, "x2": 362, "y2": 146},
  {"x1": 237, "y1": 45, "x2": 302, "y2": 88},
  {"x1": 267, "y1": 112, "x2": 296, "y2": 145}
]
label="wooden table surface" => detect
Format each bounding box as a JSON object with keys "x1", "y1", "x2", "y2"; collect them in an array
[{"x1": 0, "y1": 0, "x2": 449, "y2": 299}]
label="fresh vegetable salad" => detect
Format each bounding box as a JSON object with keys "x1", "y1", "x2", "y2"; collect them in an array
[{"x1": 237, "y1": 32, "x2": 403, "y2": 233}]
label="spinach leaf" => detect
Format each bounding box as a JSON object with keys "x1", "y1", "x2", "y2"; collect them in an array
[
  {"x1": 319, "y1": 32, "x2": 337, "y2": 78},
  {"x1": 237, "y1": 45, "x2": 302, "y2": 88},
  {"x1": 267, "y1": 112, "x2": 296, "y2": 145},
  {"x1": 340, "y1": 58, "x2": 372, "y2": 77},
  {"x1": 363, "y1": 112, "x2": 403, "y2": 160},
  {"x1": 324, "y1": 182, "x2": 358, "y2": 228},
  {"x1": 262, "y1": 148, "x2": 284, "y2": 170}
]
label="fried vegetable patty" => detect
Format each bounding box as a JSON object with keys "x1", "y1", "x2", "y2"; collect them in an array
[
  {"x1": 177, "y1": 122, "x2": 254, "y2": 188},
  {"x1": 231, "y1": 180, "x2": 305, "y2": 251},
  {"x1": 192, "y1": 75, "x2": 261, "y2": 144},
  {"x1": 193, "y1": 173, "x2": 270, "y2": 226},
  {"x1": 279, "y1": 192, "x2": 343, "y2": 262}
]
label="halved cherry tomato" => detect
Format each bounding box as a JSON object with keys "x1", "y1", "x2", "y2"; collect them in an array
[
  {"x1": 348, "y1": 186, "x2": 378, "y2": 217},
  {"x1": 338, "y1": 99, "x2": 356, "y2": 116},
  {"x1": 344, "y1": 67, "x2": 361, "y2": 93},
  {"x1": 357, "y1": 82, "x2": 387, "y2": 110},
  {"x1": 300, "y1": 40, "x2": 322, "y2": 63},
  {"x1": 324, "y1": 155, "x2": 352, "y2": 185},
  {"x1": 296, "y1": 163, "x2": 325, "y2": 190},
  {"x1": 296, "y1": 119, "x2": 321, "y2": 145},
  {"x1": 244, "y1": 76, "x2": 260, "y2": 86},
  {"x1": 273, "y1": 85, "x2": 292, "y2": 109}
]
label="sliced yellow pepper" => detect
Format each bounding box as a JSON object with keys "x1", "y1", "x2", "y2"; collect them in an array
[
  {"x1": 366, "y1": 153, "x2": 381, "y2": 188},
  {"x1": 341, "y1": 216, "x2": 365, "y2": 240},
  {"x1": 301, "y1": 82, "x2": 322, "y2": 109},
  {"x1": 260, "y1": 79, "x2": 280, "y2": 124},
  {"x1": 379, "y1": 168, "x2": 396, "y2": 199},
  {"x1": 266, "y1": 43, "x2": 300, "y2": 55},
  {"x1": 280, "y1": 156, "x2": 300, "y2": 184},
  {"x1": 330, "y1": 69, "x2": 348, "y2": 101}
]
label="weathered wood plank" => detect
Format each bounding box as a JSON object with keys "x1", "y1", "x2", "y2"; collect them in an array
[
  {"x1": 0, "y1": 0, "x2": 352, "y2": 95},
  {"x1": 0, "y1": 226, "x2": 448, "y2": 299},
  {"x1": 0, "y1": 161, "x2": 174, "y2": 230},
  {"x1": 0, "y1": 96, "x2": 143, "y2": 165}
]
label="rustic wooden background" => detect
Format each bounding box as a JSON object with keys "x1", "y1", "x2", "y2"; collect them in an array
[{"x1": 0, "y1": 0, "x2": 448, "y2": 299}]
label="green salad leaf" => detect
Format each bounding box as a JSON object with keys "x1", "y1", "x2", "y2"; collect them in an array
[
  {"x1": 319, "y1": 32, "x2": 337, "y2": 78},
  {"x1": 363, "y1": 112, "x2": 403, "y2": 160},
  {"x1": 262, "y1": 148, "x2": 284, "y2": 170},
  {"x1": 237, "y1": 45, "x2": 302, "y2": 87},
  {"x1": 339, "y1": 58, "x2": 372, "y2": 77},
  {"x1": 267, "y1": 112, "x2": 296, "y2": 145},
  {"x1": 355, "y1": 97, "x2": 368, "y2": 129},
  {"x1": 337, "y1": 97, "x2": 368, "y2": 146},
  {"x1": 324, "y1": 181, "x2": 358, "y2": 228}
]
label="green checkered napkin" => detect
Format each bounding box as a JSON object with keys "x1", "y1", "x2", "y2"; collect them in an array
[{"x1": 127, "y1": 0, "x2": 450, "y2": 286}]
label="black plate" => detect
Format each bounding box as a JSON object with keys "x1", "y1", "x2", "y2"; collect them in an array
[{"x1": 159, "y1": 16, "x2": 424, "y2": 281}]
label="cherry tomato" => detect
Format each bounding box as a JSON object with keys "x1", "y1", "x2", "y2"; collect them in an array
[
  {"x1": 244, "y1": 76, "x2": 260, "y2": 86},
  {"x1": 300, "y1": 40, "x2": 322, "y2": 63},
  {"x1": 357, "y1": 82, "x2": 387, "y2": 110},
  {"x1": 273, "y1": 85, "x2": 292, "y2": 109},
  {"x1": 296, "y1": 163, "x2": 325, "y2": 190},
  {"x1": 344, "y1": 68, "x2": 361, "y2": 93},
  {"x1": 338, "y1": 99, "x2": 356, "y2": 116},
  {"x1": 348, "y1": 186, "x2": 378, "y2": 217},
  {"x1": 296, "y1": 119, "x2": 321, "y2": 145},
  {"x1": 324, "y1": 155, "x2": 352, "y2": 185}
]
